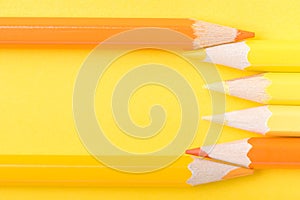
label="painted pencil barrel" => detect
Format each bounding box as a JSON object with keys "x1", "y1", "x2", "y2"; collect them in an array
[
  {"x1": 264, "y1": 73, "x2": 300, "y2": 104},
  {"x1": 0, "y1": 155, "x2": 253, "y2": 186},
  {"x1": 267, "y1": 106, "x2": 300, "y2": 136},
  {"x1": 245, "y1": 40, "x2": 300, "y2": 71},
  {"x1": 0, "y1": 17, "x2": 253, "y2": 48},
  {"x1": 191, "y1": 40, "x2": 300, "y2": 72},
  {"x1": 0, "y1": 18, "x2": 193, "y2": 44},
  {"x1": 0, "y1": 155, "x2": 192, "y2": 186},
  {"x1": 246, "y1": 40, "x2": 300, "y2": 67},
  {"x1": 187, "y1": 138, "x2": 300, "y2": 169},
  {"x1": 248, "y1": 137, "x2": 300, "y2": 168}
]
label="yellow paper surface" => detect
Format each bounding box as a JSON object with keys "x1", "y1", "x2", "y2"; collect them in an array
[{"x1": 1, "y1": 0, "x2": 300, "y2": 199}]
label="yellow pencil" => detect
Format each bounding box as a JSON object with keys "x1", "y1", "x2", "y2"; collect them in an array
[
  {"x1": 203, "y1": 105, "x2": 300, "y2": 136},
  {"x1": 205, "y1": 73, "x2": 300, "y2": 105},
  {"x1": 0, "y1": 155, "x2": 252, "y2": 186},
  {"x1": 185, "y1": 40, "x2": 300, "y2": 72}
]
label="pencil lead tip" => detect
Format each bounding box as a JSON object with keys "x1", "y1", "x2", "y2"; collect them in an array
[
  {"x1": 205, "y1": 82, "x2": 227, "y2": 94},
  {"x1": 235, "y1": 30, "x2": 255, "y2": 41},
  {"x1": 202, "y1": 115, "x2": 212, "y2": 121},
  {"x1": 185, "y1": 148, "x2": 208, "y2": 157},
  {"x1": 182, "y1": 50, "x2": 206, "y2": 59},
  {"x1": 202, "y1": 114, "x2": 226, "y2": 125}
]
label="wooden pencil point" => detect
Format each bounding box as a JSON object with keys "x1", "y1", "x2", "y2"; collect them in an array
[
  {"x1": 202, "y1": 114, "x2": 225, "y2": 125},
  {"x1": 211, "y1": 73, "x2": 300, "y2": 105},
  {"x1": 187, "y1": 157, "x2": 253, "y2": 186},
  {"x1": 192, "y1": 20, "x2": 254, "y2": 48},
  {"x1": 182, "y1": 49, "x2": 206, "y2": 59},
  {"x1": 205, "y1": 105, "x2": 300, "y2": 136},
  {"x1": 204, "y1": 81, "x2": 227, "y2": 94}
]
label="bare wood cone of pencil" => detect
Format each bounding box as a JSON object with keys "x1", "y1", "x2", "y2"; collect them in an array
[{"x1": 187, "y1": 158, "x2": 253, "y2": 186}]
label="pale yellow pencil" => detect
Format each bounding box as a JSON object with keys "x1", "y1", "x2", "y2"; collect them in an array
[
  {"x1": 205, "y1": 73, "x2": 300, "y2": 105},
  {"x1": 185, "y1": 40, "x2": 300, "y2": 72},
  {"x1": 203, "y1": 105, "x2": 300, "y2": 136}
]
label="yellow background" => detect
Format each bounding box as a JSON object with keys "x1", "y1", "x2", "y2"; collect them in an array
[{"x1": 1, "y1": 0, "x2": 300, "y2": 199}]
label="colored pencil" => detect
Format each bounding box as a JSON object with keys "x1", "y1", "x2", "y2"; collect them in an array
[
  {"x1": 187, "y1": 157, "x2": 253, "y2": 185},
  {"x1": 185, "y1": 40, "x2": 300, "y2": 71},
  {"x1": 205, "y1": 73, "x2": 300, "y2": 105},
  {"x1": 202, "y1": 105, "x2": 300, "y2": 136},
  {"x1": 186, "y1": 137, "x2": 300, "y2": 168},
  {"x1": 0, "y1": 17, "x2": 254, "y2": 48},
  {"x1": 0, "y1": 155, "x2": 252, "y2": 186}
]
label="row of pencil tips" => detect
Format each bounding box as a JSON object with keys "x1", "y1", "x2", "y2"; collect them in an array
[
  {"x1": 183, "y1": 25, "x2": 255, "y2": 186},
  {"x1": 185, "y1": 31, "x2": 300, "y2": 185}
]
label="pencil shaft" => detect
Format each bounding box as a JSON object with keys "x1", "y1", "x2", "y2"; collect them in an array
[
  {"x1": 262, "y1": 73, "x2": 300, "y2": 105},
  {"x1": 187, "y1": 40, "x2": 300, "y2": 71},
  {"x1": 247, "y1": 40, "x2": 300, "y2": 67},
  {"x1": 0, "y1": 18, "x2": 191, "y2": 44},
  {"x1": 187, "y1": 138, "x2": 300, "y2": 168},
  {"x1": 0, "y1": 155, "x2": 192, "y2": 186},
  {"x1": 0, "y1": 17, "x2": 253, "y2": 48},
  {"x1": 248, "y1": 138, "x2": 300, "y2": 168}
]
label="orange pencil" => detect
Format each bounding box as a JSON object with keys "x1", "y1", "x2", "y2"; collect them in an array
[
  {"x1": 186, "y1": 137, "x2": 300, "y2": 169},
  {"x1": 0, "y1": 17, "x2": 254, "y2": 48}
]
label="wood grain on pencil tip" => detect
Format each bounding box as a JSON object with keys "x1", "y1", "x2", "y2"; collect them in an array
[
  {"x1": 202, "y1": 105, "x2": 300, "y2": 136},
  {"x1": 186, "y1": 137, "x2": 300, "y2": 168},
  {"x1": 187, "y1": 158, "x2": 253, "y2": 186},
  {"x1": 0, "y1": 17, "x2": 254, "y2": 48},
  {"x1": 205, "y1": 73, "x2": 300, "y2": 105}
]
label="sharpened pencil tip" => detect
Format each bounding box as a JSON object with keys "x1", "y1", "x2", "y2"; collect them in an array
[
  {"x1": 205, "y1": 82, "x2": 227, "y2": 93},
  {"x1": 202, "y1": 114, "x2": 226, "y2": 125},
  {"x1": 187, "y1": 158, "x2": 254, "y2": 186},
  {"x1": 235, "y1": 30, "x2": 255, "y2": 41},
  {"x1": 182, "y1": 50, "x2": 206, "y2": 59},
  {"x1": 185, "y1": 148, "x2": 208, "y2": 157},
  {"x1": 202, "y1": 115, "x2": 212, "y2": 121}
]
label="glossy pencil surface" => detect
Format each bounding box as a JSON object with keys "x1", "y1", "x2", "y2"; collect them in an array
[
  {"x1": 0, "y1": 17, "x2": 254, "y2": 48},
  {"x1": 185, "y1": 40, "x2": 300, "y2": 71},
  {"x1": 186, "y1": 137, "x2": 300, "y2": 168}
]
